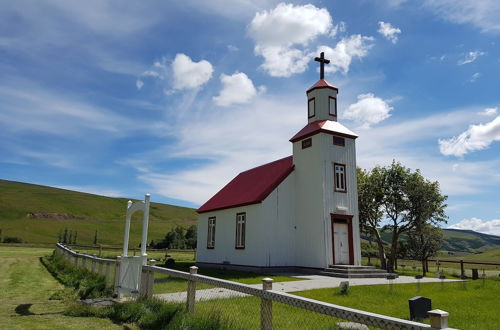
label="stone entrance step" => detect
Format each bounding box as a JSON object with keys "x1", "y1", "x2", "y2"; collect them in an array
[{"x1": 320, "y1": 265, "x2": 392, "y2": 278}]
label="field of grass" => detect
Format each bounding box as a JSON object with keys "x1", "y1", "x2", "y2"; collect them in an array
[
  {"x1": 190, "y1": 278, "x2": 500, "y2": 330},
  {"x1": 0, "y1": 246, "x2": 122, "y2": 329},
  {"x1": 363, "y1": 256, "x2": 500, "y2": 278},
  {"x1": 0, "y1": 179, "x2": 197, "y2": 245}
]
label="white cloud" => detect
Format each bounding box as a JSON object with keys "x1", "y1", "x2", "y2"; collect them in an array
[
  {"x1": 439, "y1": 116, "x2": 500, "y2": 156},
  {"x1": 171, "y1": 53, "x2": 214, "y2": 90},
  {"x1": 378, "y1": 21, "x2": 401, "y2": 44},
  {"x1": 136, "y1": 95, "x2": 304, "y2": 205},
  {"x1": 479, "y1": 107, "x2": 498, "y2": 116},
  {"x1": 449, "y1": 218, "x2": 500, "y2": 236},
  {"x1": 248, "y1": 3, "x2": 332, "y2": 77},
  {"x1": 470, "y1": 72, "x2": 480, "y2": 82},
  {"x1": 318, "y1": 35, "x2": 374, "y2": 74},
  {"x1": 330, "y1": 21, "x2": 347, "y2": 38},
  {"x1": 343, "y1": 93, "x2": 393, "y2": 127},
  {"x1": 457, "y1": 50, "x2": 486, "y2": 65},
  {"x1": 136, "y1": 80, "x2": 144, "y2": 90},
  {"x1": 424, "y1": 0, "x2": 500, "y2": 33},
  {"x1": 213, "y1": 72, "x2": 262, "y2": 107}
]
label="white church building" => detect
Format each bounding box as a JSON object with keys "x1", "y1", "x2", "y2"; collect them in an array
[{"x1": 196, "y1": 54, "x2": 362, "y2": 272}]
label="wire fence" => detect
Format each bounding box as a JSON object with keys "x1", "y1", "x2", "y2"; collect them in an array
[{"x1": 56, "y1": 243, "x2": 452, "y2": 329}]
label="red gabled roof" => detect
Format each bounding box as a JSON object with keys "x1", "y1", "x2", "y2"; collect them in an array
[
  {"x1": 307, "y1": 79, "x2": 338, "y2": 93},
  {"x1": 290, "y1": 120, "x2": 358, "y2": 142},
  {"x1": 197, "y1": 156, "x2": 294, "y2": 213}
]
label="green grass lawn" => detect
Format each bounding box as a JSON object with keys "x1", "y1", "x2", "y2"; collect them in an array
[
  {"x1": 191, "y1": 278, "x2": 500, "y2": 330},
  {"x1": 153, "y1": 260, "x2": 301, "y2": 294},
  {"x1": 0, "y1": 246, "x2": 123, "y2": 329}
]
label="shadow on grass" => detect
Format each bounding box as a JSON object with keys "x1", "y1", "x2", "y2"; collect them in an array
[{"x1": 14, "y1": 303, "x2": 62, "y2": 317}]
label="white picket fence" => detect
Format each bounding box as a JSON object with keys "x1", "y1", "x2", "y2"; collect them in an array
[{"x1": 55, "y1": 243, "x2": 453, "y2": 330}]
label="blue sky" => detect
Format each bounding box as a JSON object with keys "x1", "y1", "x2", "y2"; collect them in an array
[{"x1": 1, "y1": 1, "x2": 499, "y2": 235}]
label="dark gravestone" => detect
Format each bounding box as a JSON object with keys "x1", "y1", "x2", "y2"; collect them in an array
[
  {"x1": 164, "y1": 258, "x2": 176, "y2": 268},
  {"x1": 472, "y1": 269, "x2": 479, "y2": 280},
  {"x1": 409, "y1": 296, "x2": 432, "y2": 321},
  {"x1": 386, "y1": 273, "x2": 397, "y2": 280}
]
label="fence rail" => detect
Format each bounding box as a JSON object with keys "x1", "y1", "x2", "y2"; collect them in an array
[{"x1": 55, "y1": 243, "x2": 453, "y2": 329}]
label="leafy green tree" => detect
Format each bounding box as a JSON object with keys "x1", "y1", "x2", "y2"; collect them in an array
[
  {"x1": 185, "y1": 225, "x2": 197, "y2": 249},
  {"x1": 381, "y1": 161, "x2": 447, "y2": 272},
  {"x1": 405, "y1": 225, "x2": 444, "y2": 275},
  {"x1": 358, "y1": 161, "x2": 447, "y2": 272},
  {"x1": 357, "y1": 167, "x2": 387, "y2": 269}
]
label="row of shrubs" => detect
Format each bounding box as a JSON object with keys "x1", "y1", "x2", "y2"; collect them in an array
[
  {"x1": 66, "y1": 297, "x2": 235, "y2": 330},
  {"x1": 41, "y1": 251, "x2": 112, "y2": 299},
  {"x1": 43, "y1": 250, "x2": 234, "y2": 329}
]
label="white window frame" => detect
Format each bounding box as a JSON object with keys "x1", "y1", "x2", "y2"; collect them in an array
[
  {"x1": 334, "y1": 163, "x2": 347, "y2": 192},
  {"x1": 235, "y1": 213, "x2": 246, "y2": 249},
  {"x1": 207, "y1": 217, "x2": 216, "y2": 249},
  {"x1": 329, "y1": 96, "x2": 337, "y2": 116},
  {"x1": 308, "y1": 98, "x2": 315, "y2": 118}
]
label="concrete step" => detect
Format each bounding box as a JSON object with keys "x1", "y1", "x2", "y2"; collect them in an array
[
  {"x1": 319, "y1": 271, "x2": 390, "y2": 279},
  {"x1": 323, "y1": 268, "x2": 387, "y2": 274}
]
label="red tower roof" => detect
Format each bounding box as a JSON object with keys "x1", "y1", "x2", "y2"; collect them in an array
[
  {"x1": 290, "y1": 120, "x2": 358, "y2": 142},
  {"x1": 197, "y1": 156, "x2": 294, "y2": 213},
  {"x1": 307, "y1": 79, "x2": 338, "y2": 93}
]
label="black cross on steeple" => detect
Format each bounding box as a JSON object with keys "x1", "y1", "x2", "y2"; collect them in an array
[{"x1": 314, "y1": 52, "x2": 330, "y2": 80}]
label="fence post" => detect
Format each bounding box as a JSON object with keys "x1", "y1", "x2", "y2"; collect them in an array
[
  {"x1": 187, "y1": 266, "x2": 198, "y2": 313},
  {"x1": 261, "y1": 278, "x2": 273, "y2": 330},
  {"x1": 74, "y1": 253, "x2": 79, "y2": 267},
  {"x1": 91, "y1": 255, "x2": 97, "y2": 273},
  {"x1": 98, "y1": 259, "x2": 104, "y2": 276},
  {"x1": 460, "y1": 260, "x2": 465, "y2": 278},
  {"x1": 428, "y1": 309, "x2": 449, "y2": 329},
  {"x1": 147, "y1": 260, "x2": 156, "y2": 298},
  {"x1": 114, "y1": 256, "x2": 121, "y2": 293},
  {"x1": 105, "y1": 262, "x2": 111, "y2": 285}
]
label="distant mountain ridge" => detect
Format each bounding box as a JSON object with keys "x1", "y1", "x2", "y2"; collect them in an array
[
  {"x1": 376, "y1": 227, "x2": 500, "y2": 254},
  {"x1": 441, "y1": 228, "x2": 500, "y2": 254}
]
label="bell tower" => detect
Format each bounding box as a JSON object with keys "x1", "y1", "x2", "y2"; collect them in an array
[
  {"x1": 290, "y1": 52, "x2": 361, "y2": 268},
  {"x1": 306, "y1": 52, "x2": 338, "y2": 123}
]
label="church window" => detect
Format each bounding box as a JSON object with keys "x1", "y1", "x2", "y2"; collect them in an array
[
  {"x1": 334, "y1": 163, "x2": 347, "y2": 192},
  {"x1": 333, "y1": 136, "x2": 345, "y2": 146},
  {"x1": 329, "y1": 97, "x2": 337, "y2": 116},
  {"x1": 308, "y1": 98, "x2": 315, "y2": 118},
  {"x1": 302, "y1": 138, "x2": 312, "y2": 149},
  {"x1": 207, "y1": 217, "x2": 216, "y2": 249},
  {"x1": 235, "y1": 213, "x2": 246, "y2": 249}
]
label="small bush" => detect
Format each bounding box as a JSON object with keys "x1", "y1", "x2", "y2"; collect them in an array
[
  {"x1": 3, "y1": 236, "x2": 23, "y2": 243},
  {"x1": 65, "y1": 297, "x2": 234, "y2": 329}
]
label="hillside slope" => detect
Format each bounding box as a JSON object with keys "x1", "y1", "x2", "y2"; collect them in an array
[
  {"x1": 0, "y1": 179, "x2": 197, "y2": 246},
  {"x1": 378, "y1": 228, "x2": 500, "y2": 254}
]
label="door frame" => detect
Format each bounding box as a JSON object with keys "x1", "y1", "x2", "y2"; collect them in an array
[{"x1": 331, "y1": 213, "x2": 354, "y2": 265}]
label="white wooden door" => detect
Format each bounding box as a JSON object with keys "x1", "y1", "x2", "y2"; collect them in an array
[{"x1": 333, "y1": 223, "x2": 349, "y2": 264}]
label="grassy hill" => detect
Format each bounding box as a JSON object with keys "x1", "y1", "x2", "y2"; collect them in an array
[
  {"x1": 0, "y1": 179, "x2": 197, "y2": 246},
  {"x1": 441, "y1": 228, "x2": 500, "y2": 254},
  {"x1": 378, "y1": 228, "x2": 500, "y2": 255}
]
